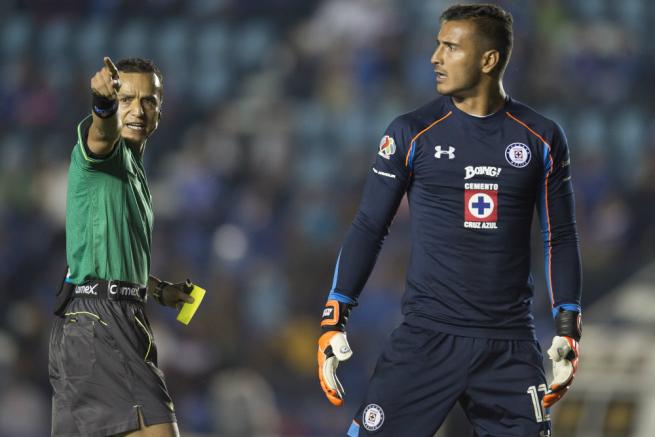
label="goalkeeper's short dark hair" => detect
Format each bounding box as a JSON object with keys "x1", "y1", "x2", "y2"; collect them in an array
[{"x1": 440, "y1": 3, "x2": 514, "y2": 75}]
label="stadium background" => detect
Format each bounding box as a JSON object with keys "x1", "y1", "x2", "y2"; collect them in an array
[{"x1": 1, "y1": 0, "x2": 653, "y2": 436}]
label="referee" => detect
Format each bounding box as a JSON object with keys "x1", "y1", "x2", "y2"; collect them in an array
[{"x1": 48, "y1": 57, "x2": 194, "y2": 437}]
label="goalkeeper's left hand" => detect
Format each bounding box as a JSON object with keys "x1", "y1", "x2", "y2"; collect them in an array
[
  {"x1": 543, "y1": 309, "x2": 581, "y2": 408},
  {"x1": 318, "y1": 299, "x2": 354, "y2": 407}
]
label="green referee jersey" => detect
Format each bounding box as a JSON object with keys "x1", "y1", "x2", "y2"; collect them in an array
[{"x1": 66, "y1": 116, "x2": 153, "y2": 286}]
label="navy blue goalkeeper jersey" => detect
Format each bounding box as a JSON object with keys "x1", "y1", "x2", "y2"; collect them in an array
[{"x1": 328, "y1": 96, "x2": 582, "y2": 339}]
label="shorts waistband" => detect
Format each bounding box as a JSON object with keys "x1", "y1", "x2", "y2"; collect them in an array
[
  {"x1": 404, "y1": 312, "x2": 537, "y2": 340},
  {"x1": 72, "y1": 279, "x2": 147, "y2": 304}
]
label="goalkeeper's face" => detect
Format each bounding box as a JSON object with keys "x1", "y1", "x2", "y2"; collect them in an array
[
  {"x1": 431, "y1": 19, "x2": 486, "y2": 98},
  {"x1": 117, "y1": 72, "x2": 162, "y2": 148}
]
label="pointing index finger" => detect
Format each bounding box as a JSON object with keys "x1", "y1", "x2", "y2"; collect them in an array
[{"x1": 103, "y1": 56, "x2": 119, "y2": 79}]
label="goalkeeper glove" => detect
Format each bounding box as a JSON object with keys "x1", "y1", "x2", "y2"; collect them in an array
[
  {"x1": 318, "y1": 299, "x2": 354, "y2": 406},
  {"x1": 543, "y1": 309, "x2": 581, "y2": 408}
]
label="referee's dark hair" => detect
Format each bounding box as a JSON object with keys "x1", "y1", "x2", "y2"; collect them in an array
[
  {"x1": 115, "y1": 58, "x2": 164, "y2": 97},
  {"x1": 440, "y1": 3, "x2": 514, "y2": 75}
]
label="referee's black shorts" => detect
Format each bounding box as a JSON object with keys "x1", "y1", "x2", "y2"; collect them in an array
[{"x1": 49, "y1": 296, "x2": 176, "y2": 436}]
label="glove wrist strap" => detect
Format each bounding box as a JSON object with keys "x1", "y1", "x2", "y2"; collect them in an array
[
  {"x1": 321, "y1": 299, "x2": 352, "y2": 331},
  {"x1": 555, "y1": 309, "x2": 582, "y2": 341}
]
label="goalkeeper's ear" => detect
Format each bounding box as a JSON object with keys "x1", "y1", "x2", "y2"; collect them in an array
[{"x1": 554, "y1": 308, "x2": 582, "y2": 341}]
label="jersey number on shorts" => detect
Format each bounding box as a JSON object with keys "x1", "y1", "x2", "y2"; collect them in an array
[{"x1": 527, "y1": 384, "x2": 548, "y2": 422}]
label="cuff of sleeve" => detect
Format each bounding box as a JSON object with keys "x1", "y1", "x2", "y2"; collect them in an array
[
  {"x1": 328, "y1": 291, "x2": 356, "y2": 305},
  {"x1": 552, "y1": 303, "x2": 581, "y2": 318}
]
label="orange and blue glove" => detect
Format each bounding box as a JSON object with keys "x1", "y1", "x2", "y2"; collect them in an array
[
  {"x1": 543, "y1": 309, "x2": 581, "y2": 408},
  {"x1": 318, "y1": 299, "x2": 354, "y2": 406}
]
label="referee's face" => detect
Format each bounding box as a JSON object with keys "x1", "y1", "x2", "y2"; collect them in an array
[
  {"x1": 431, "y1": 19, "x2": 485, "y2": 98},
  {"x1": 117, "y1": 72, "x2": 162, "y2": 148}
]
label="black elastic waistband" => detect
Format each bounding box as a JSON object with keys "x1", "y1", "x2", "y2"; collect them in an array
[{"x1": 72, "y1": 279, "x2": 147, "y2": 303}]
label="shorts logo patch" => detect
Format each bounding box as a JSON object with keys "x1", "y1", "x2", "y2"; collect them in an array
[
  {"x1": 505, "y1": 142, "x2": 531, "y2": 168},
  {"x1": 378, "y1": 136, "x2": 396, "y2": 160},
  {"x1": 362, "y1": 404, "x2": 384, "y2": 431}
]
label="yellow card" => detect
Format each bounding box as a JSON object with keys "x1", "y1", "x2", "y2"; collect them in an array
[{"x1": 176, "y1": 284, "x2": 206, "y2": 325}]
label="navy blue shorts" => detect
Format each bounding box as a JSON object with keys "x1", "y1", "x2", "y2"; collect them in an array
[{"x1": 347, "y1": 317, "x2": 552, "y2": 436}]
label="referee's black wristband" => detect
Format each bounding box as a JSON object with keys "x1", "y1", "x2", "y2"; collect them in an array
[{"x1": 92, "y1": 93, "x2": 118, "y2": 119}]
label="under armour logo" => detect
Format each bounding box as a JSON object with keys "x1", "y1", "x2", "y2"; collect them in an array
[{"x1": 435, "y1": 145, "x2": 455, "y2": 159}]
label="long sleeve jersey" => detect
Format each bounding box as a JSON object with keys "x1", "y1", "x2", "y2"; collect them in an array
[{"x1": 328, "y1": 96, "x2": 582, "y2": 339}]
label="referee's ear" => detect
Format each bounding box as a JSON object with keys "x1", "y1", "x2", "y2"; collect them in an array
[{"x1": 481, "y1": 49, "x2": 500, "y2": 75}]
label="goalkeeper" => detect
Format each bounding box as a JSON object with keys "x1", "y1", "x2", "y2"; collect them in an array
[
  {"x1": 318, "y1": 4, "x2": 582, "y2": 437},
  {"x1": 49, "y1": 57, "x2": 194, "y2": 437}
]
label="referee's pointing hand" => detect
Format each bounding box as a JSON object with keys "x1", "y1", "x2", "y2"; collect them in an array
[{"x1": 91, "y1": 56, "x2": 121, "y2": 100}]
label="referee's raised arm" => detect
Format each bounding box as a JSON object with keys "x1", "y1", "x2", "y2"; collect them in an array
[{"x1": 88, "y1": 56, "x2": 122, "y2": 156}]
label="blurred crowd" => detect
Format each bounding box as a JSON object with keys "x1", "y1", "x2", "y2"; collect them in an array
[{"x1": 0, "y1": 0, "x2": 653, "y2": 435}]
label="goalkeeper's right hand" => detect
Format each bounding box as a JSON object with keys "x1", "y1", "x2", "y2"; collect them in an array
[
  {"x1": 543, "y1": 309, "x2": 582, "y2": 408},
  {"x1": 318, "y1": 299, "x2": 353, "y2": 406}
]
